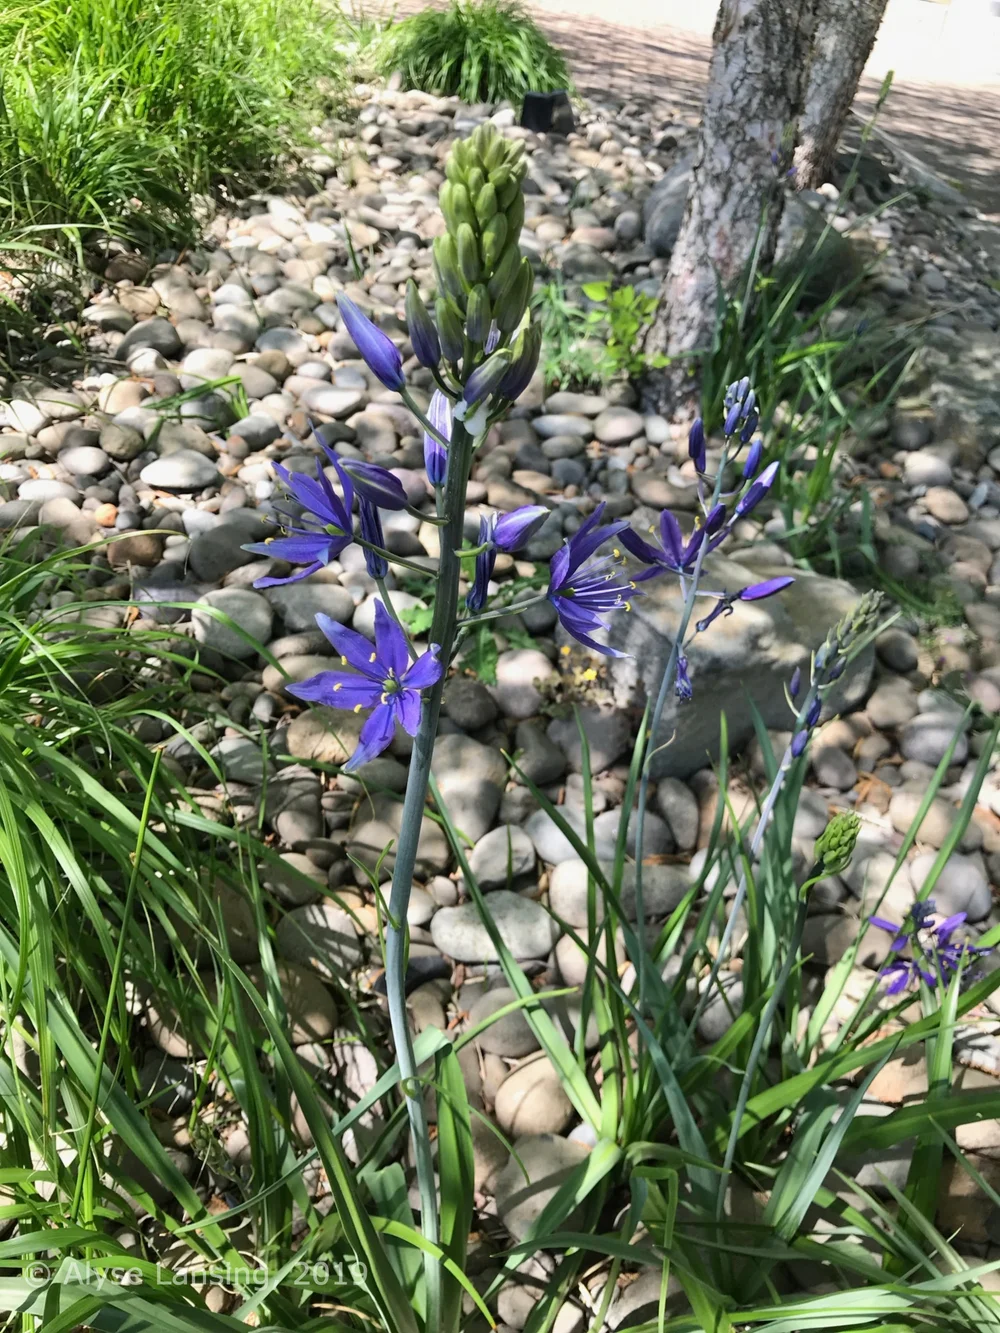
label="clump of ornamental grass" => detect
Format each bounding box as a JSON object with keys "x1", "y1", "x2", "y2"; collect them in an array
[{"x1": 379, "y1": 0, "x2": 572, "y2": 107}]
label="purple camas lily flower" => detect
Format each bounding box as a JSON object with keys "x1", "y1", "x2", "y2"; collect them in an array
[
  {"x1": 547, "y1": 503, "x2": 634, "y2": 657},
  {"x1": 466, "y1": 505, "x2": 549, "y2": 612},
  {"x1": 287, "y1": 602, "x2": 443, "y2": 771},
  {"x1": 244, "y1": 446, "x2": 355, "y2": 588},
  {"x1": 620, "y1": 508, "x2": 705, "y2": 580},
  {"x1": 870, "y1": 902, "x2": 990, "y2": 994},
  {"x1": 424, "y1": 390, "x2": 451, "y2": 486},
  {"x1": 340, "y1": 459, "x2": 408, "y2": 511},
  {"x1": 743, "y1": 439, "x2": 763, "y2": 479},
  {"x1": 337, "y1": 295, "x2": 405, "y2": 391}
]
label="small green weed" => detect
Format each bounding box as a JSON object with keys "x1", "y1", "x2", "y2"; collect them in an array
[
  {"x1": 379, "y1": 0, "x2": 571, "y2": 107},
  {"x1": 534, "y1": 275, "x2": 665, "y2": 389}
]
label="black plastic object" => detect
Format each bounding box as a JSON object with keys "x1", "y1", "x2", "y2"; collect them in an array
[{"x1": 520, "y1": 90, "x2": 574, "y2": 136}]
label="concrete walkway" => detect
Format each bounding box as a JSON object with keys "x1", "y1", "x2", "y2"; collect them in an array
[{"x1": 523, "y1": 0, "x2": 1000, "y2": 214}]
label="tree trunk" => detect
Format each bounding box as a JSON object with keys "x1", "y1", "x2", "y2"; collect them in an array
[
  {"x1": 794, "y1": 0, "x2": 889, "y2": 189},
  {"x1": 645, "y1": 0, "x2": 817, "y2": 417}
]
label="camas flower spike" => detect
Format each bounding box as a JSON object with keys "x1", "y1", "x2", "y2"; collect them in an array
[{"x1": 287, "y1": 601, "x2": 443, "y2": 771}]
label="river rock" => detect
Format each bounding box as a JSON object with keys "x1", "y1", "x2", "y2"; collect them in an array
[
  {"x1": 494, "y1": 1134, "x2": 589, "y2": 1241},
  {"x1": 467, "y1": 985, "x2": 541, "y2": 1057},
  {"x1": 431, "y1": 734, "x2": 506, "y2": 843},
  {"x1": 494, "y1": 1055, "x2": 573, "y2": 1137},
  {"x1": 192, "y1": 588, "x2": 273, "y2": 658},
  {"x1": 275, "y1": 901, "x2": 364, "y2": 977},
  {"x1": 430, "y1": 889, "x2": 558, "y2": 961},
  {"x1": 467, "y1": 825, "x2": 537, "y2": 889}
]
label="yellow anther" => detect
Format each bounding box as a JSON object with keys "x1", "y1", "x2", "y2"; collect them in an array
[
  {"x1": 624, "y1": 601, "x2": 632, "y2": 612},
  {"x1": 369, "y1": 651, "x2": 377, "y2": 663},
  {"x1": 613, "y1": 547, "x2": 621, "y2": 558},
  {"x1": 353, "y1": 704, "x2": 363, "y2": 713},
  {"x1": 341, "y1": 656, "x2": 348, "y2": 665},
  {"x1": 334, "y1": 682, "x2": 343, "y2": 691},
  {"x1": 560, "y1": 645, "x2": 571, "y2": 656}
]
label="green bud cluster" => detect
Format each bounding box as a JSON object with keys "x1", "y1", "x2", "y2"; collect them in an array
[
  {"x1": 433, "y1": 123, "x2": 533, "y2": 366},
  {"x1": 813, "y1": 811, "x2": 861, "y2": 877}
]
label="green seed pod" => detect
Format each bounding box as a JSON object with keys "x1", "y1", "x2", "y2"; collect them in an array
[
  {"x1": 495, "y1": 258, "x2": 532, "y2": 334},
  {"x1": 487, "y1": 238, "x2": 521, "y2": 302},
  {"x1": 456, "y1": 222, "x2": 481, "y2": 284},
  {"x1": 450, "y1": 182, "x2": 476, "y2": 230},
  {"x1": 475, "y1": 182, "x2": 498, "y2": 228},
  {"x1": 480, "y1": 212, "x2": 508, "y2": 269},
  {"x1": 505, "y1": 190, "x2": 525, "y2": 240},
  {"x1": 436, "y1": 297, "x2": 465, "y2": 364},
  {"x1": 433, "y1": 235, "x2": 467, "y2": 304},
  {"x1": 465, "y1": 285, "x2": 491, "y2": 344},
  {"x1": 466, "y1": 166, "x2": 485, "y2": 200}
]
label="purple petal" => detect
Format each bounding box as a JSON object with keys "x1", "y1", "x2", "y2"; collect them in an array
[
  {"x1": 286, "y1": 672, "x2": 383, "y2": 708},
  {"x1": 402, "y1": 646, "x2": 443, "y2": 691},
  {"x1": 337, "y1": 295, "x2": 405, "y2": 391},
  {"x1": 342, "y1": 460, "x2": 408, "y2": 511},
  {"x1": 548, "y1": 541, "x2": 570, "y2": 592},
  {"x1": 343, "y1": 703, "x2": 399, "y2": 771},
  {"x1": 373, "y1": 599, "x2": 409, "y2": 679},
  {"x1": 935, "y1": 912, "x2": 967, "y2": 943},
  {"x1": 424, "y1": 390, "x2": 451, "y2": 486},
  {"x1": 396, "y1": 688, "x2": 423, "y2": 735},
  {"x1": 659, "y1": 509, "x2": 685, "y2": 567},
  {"x1": 359, "y1": 499, "x2": 388, "y2": 580},
  {"x1": 565, "y1": 514, "x2": 628, "y2": 579},
  {"x1": 252, "y1": 561, "x2": 324, "y2": 589},
  {"x1": 315, "y1": 613, "x2": 385, "y2": 679},
  {"x1": 493, "y1": 505, "x2": 549, "y2": 552},
  {"x1": 619, "y1": 527, "x2": 667, "y2": 568},
  {"x1": 740, "y1": 576, "x2": 794, "y2": 601}
]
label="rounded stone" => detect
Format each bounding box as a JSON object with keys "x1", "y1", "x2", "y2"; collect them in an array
[
  {"x1": 876, "y1": 628, "x2": 919, "y2": 674},
  {"x1": 494, "y1": 1056, "x2": 573, "y2": 1137},
  {"x1": 249, "y1": 961, "x2": 337, "y2": 1043},
  {"x1": 494, "y1": 649, "x2": 558, "y2": 720},
  {"x1": 866, "y1": 679, "x2": 919, "y2": 730},
  {"x1": 900, "y1": 712, "x2": 969, "y2": 767},
  {"x1": 100, "y1": 422, "x2": 145, "y2": 461},
  {"x1": 593, "y1": 406, "x2": 644, "y2": 444},
  {"x1": 286, "y1": 706, "x2": 366, "y2": 764},
  {"x1": 904, "y1": 451, "x2": 952, "y2": 488},
  {"x1": 275, "y1": 901, "x2": 364, "y2": 978},
  {"x1": 909, "y1": 851, "x2": 992, "y2": 922},
  {"x1": 889, "y1": 790, "x2": 982, "y2": 852},
  {"x1": 654, "y1": 777, "x2": 699, "y2": 851},
  {"x1": 444, "y1": 676, "x2": 498, "y2": 730},
  {"x1": 811, "y1": 745, "x2": 858, "y2": 791},
  {"x1": 467, "y1": 825, "x2": 537, "y2": 890},
  {"x1": 192, "y1": 588, "x2": 273, "y2": 659},
  {"x1": 430, "y1": 889, "x2": 558, "y2": 962},
  {"x1": 59, "y1": 445, "x2": 110, "y2": 477},
  {"x1": 924, "y1": 487, "x2": 969, "y2": 525},
  {"x1": 140, "y1": 450, "x2": 220, "y2": 491},
  {"x1": 263, "y1": 580, "x2": 354, "y2": 633},
  {"x1": 467, "y1": 986, "x2": 541, "y2": 1058},
  {"x1": 494, "y1": 1134, "x2": 589, "y2": 1241}
]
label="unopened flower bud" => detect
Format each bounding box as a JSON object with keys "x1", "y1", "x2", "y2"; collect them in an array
[
  {"x1": 457, "y1": 223, "x2": 481, "y2": 284},
  {"x1": 743, "y1": 439, "x2": 763, "y2": 479},
  {"x1": 496, "y1": 260, "x2": 532, "y2": 334},
  {"x1": 337, "y1": 295, "x2": 404, "y2": 392},
  {"x1": 497, "y1": 325, "x2": 541, "y2": 402},
  {"x1": 481, "y1": 214, "x2": 509, "y2": 270},
  {"x1": 462, "y1": 350, "x2": 512, "y2": 410},
  {"x1": 475, "y1": 182, "x2": 498, "y2": 226},
  {"x1": 436, "y1": 298, "x2": 465, "y2": 364},
  {"x1": 789, "y1": 666, "x2": 801, "y2": 700},
  {"x1": 466, "y1": 286, "x2": 492, "y2": 345},
  {"x1": 814, "y1": 811, "x2": 861, "y2": 875},
  {"x1": 405, "y1": 280, "x2": 440, "y2": 370},
  {"x1": 688, "y1": 417, "x2": 706, "y2": 472}
]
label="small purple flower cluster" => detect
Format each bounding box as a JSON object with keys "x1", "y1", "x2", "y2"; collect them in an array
[
  {"x1": 247, "y1": 314, "x2": 790, "y2": 767},
  {"x1": 870, "y1": 899, "x2": 991, "y2": 994}
]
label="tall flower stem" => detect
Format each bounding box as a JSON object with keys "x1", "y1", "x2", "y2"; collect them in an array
[
  {"x1": 631, "y1": 459, "x2": 728, "y2": 1010},
  {"x1": 382, "y1": 419, "x2": 471, "y2": 1329}
]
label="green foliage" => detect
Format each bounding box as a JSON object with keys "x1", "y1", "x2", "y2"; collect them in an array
[
  {"x1": 379, "y1": 0, "x2": 571, "y2": 107},
  {"x1": 0, "y1": 0, "x2": 346, "y2": 245},
  {"x1": 458, "y1": 623, "x2": 499, "y2": 683},
  {"x1": 534, "y1": 275, "x2": 665, "y2": 389}
]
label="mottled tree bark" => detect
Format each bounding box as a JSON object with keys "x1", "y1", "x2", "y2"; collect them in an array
[
  {"x1": 645, "y1": 0, "x2": 817, "y2": 417},
  {"x1": 794, "y1": 0, "x2": 889, "y2": 189}
]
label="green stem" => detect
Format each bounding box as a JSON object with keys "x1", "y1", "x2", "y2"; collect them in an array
[
  {"x1": 354, "y1": 535, "x2": 433, "y2": 578},
  {"x1": 382, "y1": 419, "x2": 472, "y2": 1331},
  {"x1": 631, "y1": 455, "x2": 728, "y2": 1012}
]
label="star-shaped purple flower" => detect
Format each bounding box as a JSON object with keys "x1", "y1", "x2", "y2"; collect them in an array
[
  {"x1": 287, "y1": 602, "x2": 443, "y2": 771},
  {"x1": 244, "y1": 445, "x2": 355, "y2": 588},
  {"x1": 547, "y1": 504, "x2": 634, "y2": 657},
  {"x1": 619, "y1": 506, "x2": 726, "y2": 581}
]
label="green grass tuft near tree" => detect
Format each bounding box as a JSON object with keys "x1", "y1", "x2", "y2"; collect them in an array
[{"x1": 379, "y1": 0, "x2": 571, "y2": 107}]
